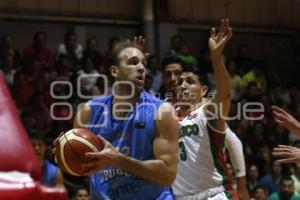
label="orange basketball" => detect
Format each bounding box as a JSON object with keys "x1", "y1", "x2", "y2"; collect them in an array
[{"x1": 55, "y1": 128, "x2": 104, "y2": 176}]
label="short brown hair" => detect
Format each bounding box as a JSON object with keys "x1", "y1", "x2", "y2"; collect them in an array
[{"x1": 111, "y1": 40, "x2": 143, "y2": 66}]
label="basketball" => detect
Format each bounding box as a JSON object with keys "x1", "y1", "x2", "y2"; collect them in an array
[{"x1": 55, "y1": 128, "x2": 104, "y2": 176}]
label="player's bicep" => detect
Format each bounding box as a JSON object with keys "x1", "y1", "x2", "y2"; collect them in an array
[
  {"x1": 154, "y1": 103, "x2": 179, "y2": 167},
  {"x1": 73, "y1": 103, "x2": 91, "y2": 128}
]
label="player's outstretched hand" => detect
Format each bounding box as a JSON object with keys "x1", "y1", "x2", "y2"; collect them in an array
[
  {"x1": 132, "y1": 35, "x2": 149, "y2": 59},
  {"x1": 82, "y1": 136, "x2": 119, "y2": 175},
  {"x1": 272, "y1": 105, "x2": 300, "y2": 137},
  {"x1": 209, "y1": 18, "x2": 232, "y2": 58},
  {"x1": 273, "y1": 145, "x2": 300, "y2": 164}
]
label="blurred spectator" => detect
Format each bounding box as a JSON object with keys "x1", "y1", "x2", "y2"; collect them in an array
[
  {"x1": 235, "y1": 43, "x2": 253, "y2": 75},
  {"x1": 270, "y1": 84, "x2": 290, "y2": 108},
  {"x1": 55, "y1": 54, "x2": 73, "y2": 81},
  {"x1": 164, "y1": 35, "x2": 183, "y2": 58},
  {"x1": 292, "y1": 163, "x2": 300, "y2": 196},
  {"x1": 23, "y1": 31, "x2": 53, "y2": 66},
  {"x1": 241, "y1": 60, "x2": 267, "y2": 93},
  {"x1": 77, "y1": 57, "x2": 100, "y2": 94},
  {"x1": 146, "y1": 55, "x2": 162, "y2": 93},
  {"x1": 29, "y1": 132, "x2": 64, "y2": 187},
  {"x1": 71, "y1": 186, "x2": 90, "y2": 200},
  {"x1": 144, "y1": 74, "x2": 154, "y2": 94},
  {"x1": 198, "y1": 47, "x2": 213, "y2": 74},
  {"x1": 0, "y1": 53, "x2": 17, "y2": 86},
  {"x1": 56, "y1": 30, "x2": 83, "y2": 67},
  {"x1": 255, "y1": 146, "x2": 272, "y2": 177},
  {"x1": 247, "y1": 164, "x2": 260, "y2": 194},
  {"x1": 247, "y1": 121, "x2": 265, "y2": 153},
  {"x1": 251, "y1": 185, "x2": 268, "y2": 200},
  {"x1": 0, "y1": 34, "x2": 21, "y2": 68},
  {"x1": 268, "y1": 176, "x2": 300, "y2": 200},
  {"x1": 176, "y1": 44, "x2": 198, "y2": 72},
  {"x1": 12, "y1": 71, "x2": 35, "y2": 111},
  {"x1": 227, "y1": 59, "x2": 243, "y2": 100},
  {"x1": 102, "y1": 37, "x2": 120, "y2": 72},
  {"x1": 259, "y1": 161, "x2": 282, "y2": 194},
  {"x1": 22, "y1": 92, "x2": 52, "y2": 134},
  {"x1": 82, "y1": 38, "x2": 102, "y2": 70}
]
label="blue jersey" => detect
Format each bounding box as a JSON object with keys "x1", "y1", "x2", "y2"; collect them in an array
[
  {"x1": 88, "y1": 91, "x2": 174, "y2": 200},
  {"x1": 42, "y1": 160, "x2": 58, "y2": 186}
]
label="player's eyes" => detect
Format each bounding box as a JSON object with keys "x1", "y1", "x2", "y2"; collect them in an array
[
  {"x1": 186, "y1": 77, "x2": 195, "y2": 84},
  {"x1": 129, "y1": 60, "x2": 139, "y2": 65}
]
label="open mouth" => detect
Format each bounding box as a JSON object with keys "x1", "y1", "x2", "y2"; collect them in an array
[{"x1": 134, "y1": 76, "x2": 144, "y2": 85}]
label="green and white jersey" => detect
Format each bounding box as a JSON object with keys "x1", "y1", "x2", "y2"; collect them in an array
[{"x1": 172, "y1": 104, "x2": 230, "y2": 197}]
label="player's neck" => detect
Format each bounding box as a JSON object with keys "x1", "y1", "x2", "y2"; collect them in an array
[{"x1": 113, "y1": 85, "x2": 141, "y2": 104}]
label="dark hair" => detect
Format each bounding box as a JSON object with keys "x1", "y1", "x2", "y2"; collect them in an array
[
  {"x1": 28, "y1": 131, "x2": 46, "y2": 143},
  {"x1": 253, "y1": 185, "x2": 267, "y2": 193},
  {"x1": 108, "y1": 37, "x2": 120, "y2": 50},
  {"x1": 181, "y1": 67, "x2": 209, "y2": 87},
  {"x1": 72, "y1": 186, "x2": 90, "y2": 198},
  {"x1": 64, "y1": 28, "x2": 76, "y2": 42},
  {"x1": 86, "y1": 38, "x2": 96, "y2": 45},
  {"x1": 33, "y1": 31, "x2": 46, "y2": 42},
  {"x1": 247, "y1": 81, "x2": 258, "y2": 89},
  {"x1": 111, "y1": 40, "x2": 142, "y2": 66},
  {"x1": 161, "y1": 55, "x2": 185, "y2": 72},
  {"x1": 280, "y1": 176, "x2": 293, "y2": 185}
]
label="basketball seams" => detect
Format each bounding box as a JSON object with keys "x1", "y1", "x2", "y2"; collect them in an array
[
  {"x1": 59, "y1": 135, "x2": 79, "y2": 176},
  {"x1": 58, "y1": 129, "x2": 101, "y2": 176},
  {"x1": 73, "y1": 129, "x2": 102, "y2": 151}
]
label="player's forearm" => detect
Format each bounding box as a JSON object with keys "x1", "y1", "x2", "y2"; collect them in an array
[
  {"x1": 116, "y1": 153, "x2": 176, "y2": 186},
  {"x1": 236, "y1": 176, "x2": 250, "y2": 200},
  {"x1": 211, "y1": 55, "x2": 231, "y2": 116},
  {"x1": 211, "y1": 55, "x2": 230, "y2": 101},
  {"x1": 225, "y1": 130, "x2": 246, "y2": 177}
]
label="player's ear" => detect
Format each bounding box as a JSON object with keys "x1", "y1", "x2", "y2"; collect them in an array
[
  {"x1": 201, "y1": 85, "x2": 208, "y2": 97},
  {"x1": 110, "y1": 65, "x2": 118, "y2": 78}
]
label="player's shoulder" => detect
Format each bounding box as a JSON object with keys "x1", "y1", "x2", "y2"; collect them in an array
[
  {"x1": 141, "y1": 91, "x2": 164, "y2": 105},
  {"x1": 89, "y1": 95, "x2": 112, "y2": 105}
]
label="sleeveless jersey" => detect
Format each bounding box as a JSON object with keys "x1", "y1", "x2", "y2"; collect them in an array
[
  {"x1": 42, "y1": 160, "x2": 58, "y2": 186},
  {"x1": 172, "y1": 104, "x2": 229, "y2": 197},
  {"x1": 88, "y1": 91, "x2": 173, "y2": 200}
]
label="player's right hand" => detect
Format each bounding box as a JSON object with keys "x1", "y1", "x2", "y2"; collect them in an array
[{"x1": 82, "y1": 136, "x2": 120, "y2": 175}]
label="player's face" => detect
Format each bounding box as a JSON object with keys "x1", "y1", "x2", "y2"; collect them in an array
[
  {"x1": 254, "y1": 188, "x2": 267, "y2": 200},
  {"x1": 281, "y1": 180, "x2": 294, "y2": 198},
  {"x1": 74, "y1": 189, "x2": 90, "y2": 200},
  {"x1": 178, "y1": 72, "x2": 207, "y2": 104},
  {"x1": 115, "y1": 47, "x2": 146, "y2": 92},
  {"x1": 163, "y1": 63, "x2": 182, "y2": 94},
  {"x1": 31, "y1": 139, "x2": 46, "y2": 161}
]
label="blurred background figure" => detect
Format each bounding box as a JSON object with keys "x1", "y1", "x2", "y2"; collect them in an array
[{"x1": 29, "y1": 132, "x2": 64, "y2": 188}]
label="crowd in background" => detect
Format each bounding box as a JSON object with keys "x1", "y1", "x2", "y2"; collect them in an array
[{"x1": 1, "y1": 28, "x2": 300, "y2": 200}]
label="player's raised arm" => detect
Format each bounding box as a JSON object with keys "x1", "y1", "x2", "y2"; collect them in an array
[{"x1": 207, "y1": 18, "x2": 232, "y2": 132}]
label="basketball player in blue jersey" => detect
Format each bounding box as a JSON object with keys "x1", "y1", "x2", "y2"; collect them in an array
[{"x1": 70, "y1": 40, "x2": 179, "y2": 199}]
